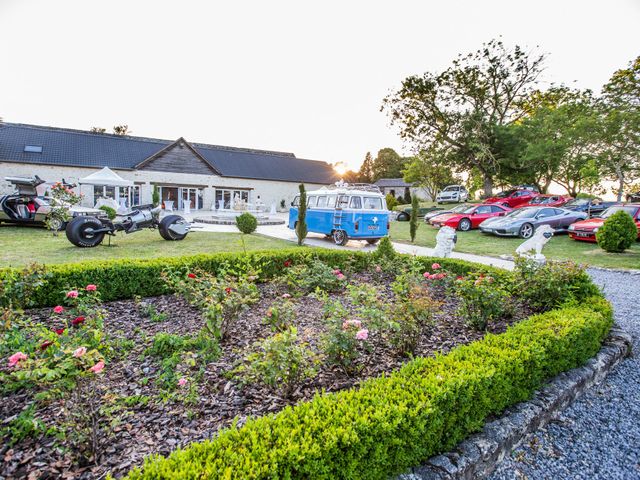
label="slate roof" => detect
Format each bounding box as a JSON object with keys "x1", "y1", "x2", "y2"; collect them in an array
[
  {"x1": 0, "y1": 123, "x2": 339, "y2": 184},
  {"x1": 374, "y1": 178, "x2": 414, "y2": 187}
]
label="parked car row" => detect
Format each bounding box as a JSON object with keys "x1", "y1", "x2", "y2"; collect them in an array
[{"x1": 424, "y1": 200, "x2": 640, "y2": 241}]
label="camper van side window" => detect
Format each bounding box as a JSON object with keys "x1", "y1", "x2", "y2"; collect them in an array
[
  {"x1": 316, "y1": 196, "x2": 327, "y2": 208},
  {"x1": 307, "y1": 196, "x2": 317, "y2": 208},
  {"x1": 327, "y1": 196, "x2": 336, "y2": 208},
  {"x1": 363, "y1": 197, "x2": 383, "y2": 209},
  {"x1": 349, "y1": 196, "x2": 362, "y2": 209},
  {"x1": 292, "y1": 196, "x2": 300, "y2": 206},
  {"x1": 338, "y1": 195, "x2": 349, "y2": 208}
]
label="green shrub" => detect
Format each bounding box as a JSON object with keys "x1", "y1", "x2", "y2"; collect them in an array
[
  {"x1": 234, "y1": 327, "x2": 317, "y2": 398},
  {"x1": 99, "y1": 205, "x2": 117, "y2": 220},
  {"x1": 280, "y1": 259, "x2": 346, "y2": 294},
  {"x1": 409, "y1": 194, "x2": 419, "y2": 243},
  {"x1": 374, "y1": 236, "x2": 395, "y2": 259},
  {"x1": 236, "y1": 212, "x2": 258, "y2": 234},
  {"x1": 385, "y1": 193, "x2": 397, "y2": 211},
  {"x1": 265, "y1": 298, "x2": 296, "y2": 332},
  {"x1": 0, "y1": 249, "x2": 513, "y2": 308},
  {"x1": 454, "y1": 273, "x2": 511, "y2": 330},
  {"x1": 388, "y1": 286, "x2": 441, "y2": 356},
  {"x1": 596, "y1": 210, "x2": 638, "y2": 253},
  {"x1": 120, "y1": 296, "x2": 612, "y2": 480},
  {"x1": 513, "y1": 257, "x2": 599, "y2": 312}
]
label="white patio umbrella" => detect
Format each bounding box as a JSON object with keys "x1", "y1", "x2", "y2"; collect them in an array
[{"x1": 79, "y1": 166, "x2": 133, "y2": 187}]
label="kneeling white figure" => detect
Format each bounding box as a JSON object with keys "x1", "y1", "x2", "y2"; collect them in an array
[
  {"x1": 515, "y1": 224, "x2": 554, "y2": 264},
  {"x1": 433, "y1": 226, "x2": 457, "y2": 258}
]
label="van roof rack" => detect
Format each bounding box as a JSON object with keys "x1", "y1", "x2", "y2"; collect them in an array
[{"x1": 325, "y1": 181, "x2": 382, "y2": 193}]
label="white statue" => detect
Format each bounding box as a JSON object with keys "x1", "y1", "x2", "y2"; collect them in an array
[
  {"x1": 515, "y1": 224, "x2": 554, "y2": 264},
  {"x1": 433, "y1": 226, "x2": 457, "y2": 258}
]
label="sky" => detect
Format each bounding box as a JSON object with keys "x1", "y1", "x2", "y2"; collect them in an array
[{"x1": 1, "y1": 0, "x2": 639, "y2": 173}]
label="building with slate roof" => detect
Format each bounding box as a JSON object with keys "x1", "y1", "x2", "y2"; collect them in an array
[
  {"x1": 373, "y1": 178, "x2": 432, "y2": 202},
  {"x1": 0, "y1": 122, "x2": 339, "y2": 212}
]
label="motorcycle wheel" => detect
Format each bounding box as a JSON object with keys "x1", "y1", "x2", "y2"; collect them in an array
[
  {"x1": 159, "y1": 215, "x2": 189, "y2": 241},
  {"x1": 66, "y1": 216, "x2": 106, "y2": 248}
]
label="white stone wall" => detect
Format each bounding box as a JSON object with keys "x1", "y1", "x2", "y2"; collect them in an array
[
  {"x1": 378, "y1": 185, "x2": 433, "y2": 201},
  {"x1": 0, "y1": 162, "x2": 328, "y2": 212}
]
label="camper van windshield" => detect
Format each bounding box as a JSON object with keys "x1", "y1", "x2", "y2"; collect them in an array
[
  {"x1": 363, "y1": 197, "x2": 383, "y2": 209},
  {"x1": 292, "y1": 196, "x2": 300, "y2": 206}
]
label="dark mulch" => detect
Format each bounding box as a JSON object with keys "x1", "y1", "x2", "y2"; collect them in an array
[{"x1": 0, "y1": 272, "x2": 531, "y2": 479}]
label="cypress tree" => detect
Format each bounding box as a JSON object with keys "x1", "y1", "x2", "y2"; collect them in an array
[{"x1": 296, "y1": 184, "x2": 308, "y2": 246}]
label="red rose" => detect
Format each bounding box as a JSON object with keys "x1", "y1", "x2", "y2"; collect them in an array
[
  {"x1": 225, "y1": 287, "x2": 232, "y2": 295},
  {"x1": 187, "y1": 273, "x2": 196, "y2": 279},
  {"x1": 40, "y1": 340, "x2": 54, "y2": 350},
  {"x1": 54, "y1": 328, "x2": 65, "y2": 335},
  {"x1": 72, "y1": 316, "x2": 86, "y2": 326},
  {"x1": 284, "y1": 260, "x2": 292, "y2": 268}
]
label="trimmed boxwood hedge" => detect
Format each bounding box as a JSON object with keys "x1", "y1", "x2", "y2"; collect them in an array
[
  {"x1": 118, "y1": 296, "x2": 612, "y2": 480},
  {"x1": 0, "y1": 248, "x2": 506, "y2": 308}
]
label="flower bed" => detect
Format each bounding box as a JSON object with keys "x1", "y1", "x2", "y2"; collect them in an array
[{"x1": 0, "y1": 249, "x2": 608, "y2": 479}]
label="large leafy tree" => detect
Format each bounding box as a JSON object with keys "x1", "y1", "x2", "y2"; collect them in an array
[
  {"x1": 402, "y1": 147, "x2": 460, "y2": 201},
  {"x1": 382, "y1": 39, "x2": 545, "y2": 196},
  {"x1": 596, "y1": 56, "x2": 640, "y2": 201},
  {"x1": 371, "y1": 148, "x2": 407, "y2": 181},
  {"x1": 358, "y1": 152, "x2": 375, "y2": 183},
  {"x1": 512, "y1": 88, "x2": 602, "y2": 196}
]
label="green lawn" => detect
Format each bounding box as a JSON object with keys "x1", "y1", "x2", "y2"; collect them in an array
[
  {"x1": 0, "y1": 227, "x2": 291, "y2": 268},
  {"x1": 390, "y1": 222, "x2": 640, "y2": 270}
]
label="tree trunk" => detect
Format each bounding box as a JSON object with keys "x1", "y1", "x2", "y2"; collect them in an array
[
  {"x1": 615, "y1": 169, "x2": 624, "y2": 202},
  {"x1": 482, "y1": 174, "x2": 493, "y2": 198}
]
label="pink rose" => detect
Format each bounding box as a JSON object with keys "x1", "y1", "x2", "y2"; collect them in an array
[
  {"x1": 435, "y1": 273, "x2": 446, "y2": 280},
  {"x1": 282, "y1": 293, "x2": 291, "y2": 299},
  {"x1": 89, "y1": 360, "x2": 105, "y2": 373},
  {"x1": 342, "y1": 319, "x2": 362, "y2": 330},
  {"x1": 85, "y1": 284, "x2": 97, "y2": 291},
  {"x1": 178, "y1": 378, "x2": 188, "y2": 387},
  {"x1": 355, "y1": 329, "x2": 369, "y2": 341},
  {"x1": 66, "y1": 290, "x2": 79, "y2": 298},
  {"x1": 53, "y1": 305, "x2": 64, "y2": 314},
  {"x1": 332, "y1": 269, "x2": 342, "y2": 275},
  {"x1": 336, "y1": 273, "x2": 345, "y2": 280},
  {"x1": 73, "y1": 347, "x2": 87, "y2": 358},
  {"x1": 432, "y1": 263, "x2": 441, "y2": 270},
  {"x1": 456, "y1": 276, "x2": 464, "y2": 281},
  {"x1": 8, "y1": 352, "x2": 28, "y2": 367}
]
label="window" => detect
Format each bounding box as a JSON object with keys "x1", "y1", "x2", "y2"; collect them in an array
[
  {"x1": 537, "y1": 208, "x2": 555, "y2": 218},
  {"x1": 316, "y1": 196, "x2": 327, "y2": 208},
  {"x1": 327, "y1": 196, "x2": 336, "y2": 208},
  {"x1": 349, "y1": 196, "x2": 362, "y2": 209},
  {"x1": 24, "y1": 145, "x2": 43, "y2": 153},
  {"x1": 338, "y1": 195, "x2": 349, "y2": 208},
  {"x1": 307, "y1": 196, "x2": 317, "y2": 208},
  {"x1": 363, "y1": 197, "x2": 383, "y2": 209},
  {"x1": 292, "y1": 196, "x2": 300, "y2": 206},
  {"x1": 475, "y1": 205, "x2": 492, "y2": 214},
  {"x1": 490, "y1": 205, "x2": 505, "y2": 213}
]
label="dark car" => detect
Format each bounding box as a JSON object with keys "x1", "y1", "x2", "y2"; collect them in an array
[
  {"x1": 396, "y1": 205, "x2": 441, "y2": 221},
  {"x1": 0, "y1": 176, "x2": 105, "y2": 230},
  {"x1": 562, "y1": 198, "x2": 617, "y2": 217},
  {"x1": 627, "y1": 192, "x2": 640, "y2": 202},
  {"x1": 480, "y1": 206, "x2": 587, "y2": 239}
]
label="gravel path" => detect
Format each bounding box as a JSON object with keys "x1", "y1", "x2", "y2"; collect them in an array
[{"x1": 489, "y1": 269, "x2": 640, "y2": 480}]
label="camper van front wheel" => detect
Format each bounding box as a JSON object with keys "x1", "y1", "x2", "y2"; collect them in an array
[{"x1": 333, "y1": 230, "x2": 348, "y2": 246}]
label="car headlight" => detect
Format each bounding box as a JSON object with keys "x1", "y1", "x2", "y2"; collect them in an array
[
  {"x1": 568, "y1": 225, "x2": 575, "y2": 231},
  {"x1": 593, "y1": 227, "x2": 599, "y2": 233}
]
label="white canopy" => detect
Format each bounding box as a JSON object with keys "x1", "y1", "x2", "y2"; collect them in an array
[{"x1": 79, "y1": 167, "x2": 133, "y2": 187}]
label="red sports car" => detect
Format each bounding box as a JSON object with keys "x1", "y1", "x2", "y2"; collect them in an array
[
  {"x1": 430, "y1": 203, "x2": 511, "y2": 231},
  {"x1": 568, "y1": 204, "x2": 640, "y2": 242},
  {"x1": 484, "y1": 189, "x2": 537, "y2": 208},
  {"x1": 516, "y1": 194, "x2": 573, "y2": 209}
]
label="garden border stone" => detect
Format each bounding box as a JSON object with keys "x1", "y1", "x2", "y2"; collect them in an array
[{"x1": 397, "y1": 326, "x2": 632, "y2": 480}]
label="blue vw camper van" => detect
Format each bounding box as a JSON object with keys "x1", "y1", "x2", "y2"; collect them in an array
[{"x1": 288, "y1": 183, "x2": 390, "y2": 246}]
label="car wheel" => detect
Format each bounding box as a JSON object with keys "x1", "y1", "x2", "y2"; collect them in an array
[
  {"x1": 159, "y1": 215, "x2": 189, "y2": 241},
  {"x1": 458, "y1": 218, "x2": 472, "y2": 231},
  {"x1": 47, "y1": 217, "x2": 64, "y2": 231},
  {"x1": 397, "y1": 212, "x2": 409, "y2": 221},
  {"x1": 519, "y1": 223, "x2": 535, "y2": 239},
  {"x1": 65, "y1": 216, "x2": 106, "y2": 248},
  {"x1": 366, "y1": 238, "x2": 379, "y2": 245},
  {"x1": 333, "y1": 229, "x2": 348, "y2": 246}
]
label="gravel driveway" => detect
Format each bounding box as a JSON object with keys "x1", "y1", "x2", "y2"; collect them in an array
[{"x1": 490, "y1": 269, "x2": 640, "y2": 480}]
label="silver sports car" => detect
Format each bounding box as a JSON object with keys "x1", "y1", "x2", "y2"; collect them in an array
[{"x1": 479, "y1": 206, "x2": 587, "y2": 239}]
